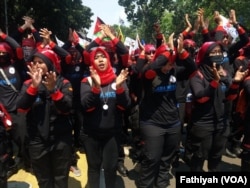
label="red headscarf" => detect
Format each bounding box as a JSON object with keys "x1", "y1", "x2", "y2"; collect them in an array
[
  {"x1": 0, "y1": 42, "x2": 13, "y2": 58},
  {"x1": 33, "y1": 49, "x2": 61, "y2": 73},
  {"x1": 89, "y1": 47, "x2": 116, "y2": 86},
  {"x1": 153, "y1": 44, "x2": 176, "y2": 64},
  {"x1": 195, "y1": 41, "x2": 218, "y2": 66}
]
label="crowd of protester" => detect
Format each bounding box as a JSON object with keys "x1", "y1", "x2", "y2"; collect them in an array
[{"x1": 0, "y1": 7, "x2": 250, "y2": 188}]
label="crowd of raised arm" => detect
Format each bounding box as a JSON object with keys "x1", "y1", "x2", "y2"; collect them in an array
[{"x1": 0, "y1": 7, "x2": 250, "y2": 188}]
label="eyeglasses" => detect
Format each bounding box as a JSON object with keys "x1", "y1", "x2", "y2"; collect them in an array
[{"x1": 145, "y1": 50, "x2": 155, "y2": 55}]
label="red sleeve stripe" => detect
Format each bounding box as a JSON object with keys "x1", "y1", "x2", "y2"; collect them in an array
[
  {"x1": 86, "y1": 107, "x2": 95, "y2": 112},
  {"x1": 210, "y1": 80, "x2": 219, "y2": 88},
  {"x1": 27, "y1": 86, "x2": 38, "y2": 95},
  {"x1": 197, "y1": 97, "x2": 210, "y2": 103},
  {"x1": 117, "y1": 105, "x2": 126, "y2": 111},
  {"x1": 116, "y1": 87, "x2": 125, "y2": 94},
  {"x1": 51, "y1": 90, "x2": 63, "y2": 100}
]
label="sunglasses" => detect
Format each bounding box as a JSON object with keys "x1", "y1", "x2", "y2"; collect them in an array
[{"x1": 145, "y1": 50, "x2": 156, "y2": 55}]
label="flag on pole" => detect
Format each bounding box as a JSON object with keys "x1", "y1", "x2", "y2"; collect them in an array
[
  {"x1": 93, "y1": 17, "x2": 105, "y2": 34},
  {"x1": 72, "y1": 30, "x2": 90, "y2": 48},
  {"x1": 55, "y1": 35, "x2": 65, "y2": 47},
  {"x1": 93, "y1": 17, "x2": 110, "y2": 41},
  {"x1": 119, "y1": 17, "x2": 125, "y2": 26},
  {"x1": 117, "y1": 25, "x2": 124, "y2": 42},
  {"x1": 220, "y1": 15, "x2": 239, "y2": 43},
  {"x1": 124, "y1": 36, "x2": 138, "y2": 55}
]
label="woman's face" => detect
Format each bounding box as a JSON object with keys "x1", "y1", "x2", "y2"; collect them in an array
[
  {"x1": 33, "y1": 56, "x2": 48, "y2": 75},
  {"x1": 0, "y1": 52, "x2": 9, "y2": 64},
  {"x1": 22, "y1": 46, "x2": 34, "y2": 61},
  {"x1": 209, "y1": 45, "x2": 222, "y2": 56},
  {"x1": 93, "y1": 51, "x2": 108, "y2": 72},
  {"x1": 145, "y1": 50, "x2": 155, "y2": 63}
]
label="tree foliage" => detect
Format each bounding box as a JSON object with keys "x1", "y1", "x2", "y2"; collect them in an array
[
  {"x1": 118, "y1": 0, "x2": 250, "y2": 43},
  {"x1": 118, "y1": 0, "x2": 175, "y2": 43},
  {"x1": 0, "y1": 0, "x2": 93, "y2": 41},
  {"x1": 1, "y1": 0, "x2": 250, "y2": 44}
]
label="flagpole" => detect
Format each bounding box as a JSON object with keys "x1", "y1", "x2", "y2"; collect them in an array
[{"x1": 4, "y1": 0, "x2": 8, "y2": 34}]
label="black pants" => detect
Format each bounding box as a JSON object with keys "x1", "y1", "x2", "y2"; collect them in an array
[
  {"x1": 189, "y1": 122, "x2": 230, "y2": 171},
  {"x1": 0, "y1": 125, "x2": 8, "y2": 188},
  {"x1": 71, "y1": 107, "x2": 85, "y2": 166},
  {"x1": 84, "y1": 134, "x2": 119, "y2": 188},
  {"x1": 138, "y1": 122, "x2": 181, "y2": 188},
  {"x1": 29, "y1": 136, "x2": 72, "y2": 188}
]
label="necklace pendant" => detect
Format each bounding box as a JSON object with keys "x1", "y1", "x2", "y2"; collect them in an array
[{"x1": 103, "y1": 104, "x2": 109, "y2": 110}]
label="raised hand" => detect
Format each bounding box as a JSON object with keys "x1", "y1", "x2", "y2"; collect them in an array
[
  {"x1": 116, "y1": 68, "x2": 129, "y2": 89},
  {"x1": 233, "y1": 66, "x2": 249, "y2": 82},
  {"x1": 42, "y1": 71, "x2": 57, "y2": 91},
  {"x1": 177, "y1": 33, "x2": 184, "y2": 54},
  {"x1": 89, "y1": 66, "x2": 101, "y2": 88},
  {"x1": 229, "y1": 9, "x2": 237, "y2": 25},
  {"x1": 212, "y1": 63, "x2": 220, "y2": 82},
  {"x1": 27, "y1": 62, "x2": 43, "y2": 88},
  {"x1": 185, "y1": 14, "x2": 192, "y2": 30},
  {"x1": 39, "y1": 28, "x2": 52, "y2": 47},
  {"x1": 168, "y1": 32, "x2": 175, "y2": 50},
  {"x1": 22, "y1": 16, "x2": 34, "y2": 28}
]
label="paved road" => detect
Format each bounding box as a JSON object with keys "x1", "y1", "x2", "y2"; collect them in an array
[{"x1": 112, "y1": 151, "x2": 241, "y2": 188}]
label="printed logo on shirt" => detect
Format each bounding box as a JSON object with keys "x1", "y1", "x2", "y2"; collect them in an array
[
  {"x1": 9, "y1": 67, "x2": 15, "y2": 74},
  {"x1": 75, "y1": 66, "x2": 80, "y2": 72},
  {"x1": 100, "y1": 91, "x2": 116, "y2": 99},
  {"x1": 112, "y1": 83, "x2": 116, "y2": 90},
  {"x1": 154, "y1": 83, "x2": 176, "y2": 93},
  {"x1": 220, "y1": 83, "x2": 227, "y2": 92},
  {"x1": 169, "y1": 75, "x2": 176, "y2": 83},
  {"x1": 0, "y1": 77, "x2": 17, "y2": 86}
]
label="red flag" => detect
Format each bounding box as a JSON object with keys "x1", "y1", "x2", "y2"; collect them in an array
[
  {"x1": 72, "y1": 30, "x2": 80, "y2": 43},
  {"x1": 93, "y1": 17, "x2": 105, "y2": 35}
]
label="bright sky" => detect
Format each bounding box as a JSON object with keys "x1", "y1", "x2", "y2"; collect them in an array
[{"x1": 82, "y1": 0, "x2": 128, "y2": 38}]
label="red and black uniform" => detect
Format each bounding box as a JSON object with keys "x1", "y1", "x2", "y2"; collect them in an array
[
  {"x1": 61, "y1": 41, "x2": 89, "y2": 171},
  {"x1": 86, "y1": 36, "x2": 129, "y2": 74},
  {"x1": 86, "y1": 36, "x2": 130, "y2": 176},
  {"x1": 240, "y1": 76, "x2": 250, "y2": 171},
  {"x1": 17, "y1": 50, "x2": 73, "y2": 188},
  {"x1": 80, "y1": 48, "x2": 130, "y2": 188},
  {"x1": 0, "y1": 104, "x2": 12, "y2": 188},
  {"x1": 189, "y1": 42, "x2": 241, "y2": 171},
  {"x1": 0, "y1": 32, "x2": 25, "y2": 178},
  {"x1": 135, "y1": 45, "x2": 196, "y2": 188}
]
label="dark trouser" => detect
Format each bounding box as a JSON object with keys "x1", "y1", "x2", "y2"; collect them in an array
[
  {"x1": 183, "y1": 123, "x2": 193, "y2": 166},
  {"x1": 241, "y1": 150, "x2": 250, "y2": 172},
  {"x1": 16, "y1": 111, "x2": 30, "y2": 167},
  {"x1": 0, "y1": 125, "x2": 8, "y2": 188},
  {"x1": 84, "y1": 135, "x2": 119, "y2": 188},
  {"x1": 29, "y1": 136, "x2": 72, "y2": 188},
  {"x1": 189, "y1": 122, "x2": 230, "y2": 171},
  {"x1": 178, "y1": 102, "x2": 186, "y2": 133},
  {"x1": 72, "y1": 105, "x2": 85, "y2": 148},
  {"x1": 241, "y1": 112, "x2": 250, "y2": 171},
  {"x1": 0, "y1": 161, "x2": 7, "y2": 188},
  {"x1": 71, "y1": 107, "x2": 85, "y2": 166},
  {"x1": 138, "y1": 122, "x2": 181, "y2": 188}
]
